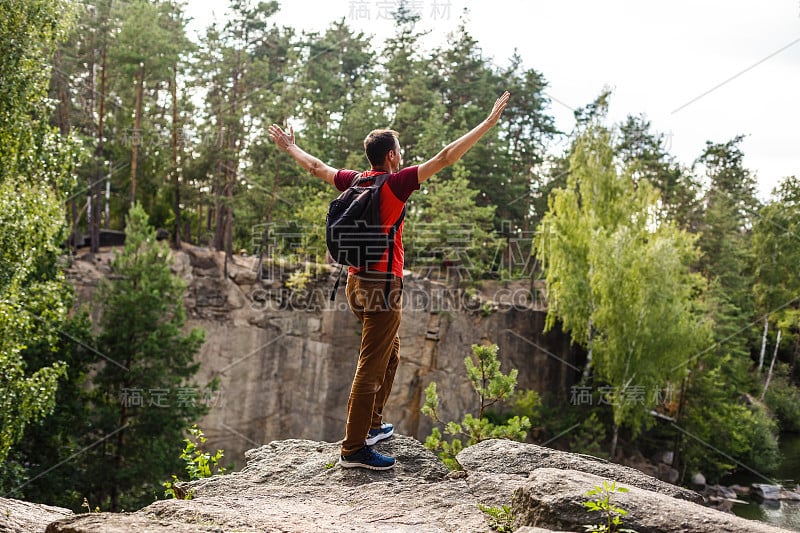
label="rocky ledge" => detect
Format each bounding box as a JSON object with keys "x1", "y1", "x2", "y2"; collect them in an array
[{"x1": 3, "y1": 436, "x2": 794, "y2": 532}]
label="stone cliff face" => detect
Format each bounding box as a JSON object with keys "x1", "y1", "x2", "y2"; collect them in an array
[{"x1": 67, "y1": 245, "x2": 580, "y2": 465}]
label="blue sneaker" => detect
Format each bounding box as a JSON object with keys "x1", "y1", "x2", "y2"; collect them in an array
[
  {"x1": 365, "y1": 422, "x2": 394, "y2": 446},
  {"x1": 339, "y1": 445, "x2": 396, "y2": 470}
]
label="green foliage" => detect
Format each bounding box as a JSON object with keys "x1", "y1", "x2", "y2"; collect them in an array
[
  {"x1": 477, "y1": 503, "x2": 515, "y2": 533},
  {"x1": 570, "y1": 412, "x2": 609, "y2": 459},
  {"x1": 536, "y1": 122, "x2": 711, "y2": 451},
  {"x1": 507, "y1": 389, "x2": 542, "y2": 423},
  {"x1": 672, "y1": 153, "x2": 789, "y2": 483},
  {"x1": 4, "y1": 309, "x2": 94, "y2": 506},
  {"x1": 287, "y1": 186, "x2": 331, "y2": 261},
  {"x1": 680, "y1": 362, "x2": 780, "y2": 481},
  {"x1": 0, "y1": 451, "x2": 28, "y2": 498},
  {"x1": 464, "y1": 344, "x2": 518, "y2": 419},
  {"x1": 44, "y1": 0, "x2": 562, "y2": 277},
  {"x1": 694, "y1": 136, "x2": 760, "y2": 362},
  {"x1": 583, "y1": 480, "x2": 635, "y2": 533},
  {"x1": 0, "y1": 0, "x2": 74, "y2": 183},
  {"x1": 0, "y1": 0, "x2": 75, "y2": 469},
  {"x1": 764, "y1": 364, "x2": 800, "y2": 433},
  {"x1": 86, "y1": 204, "x2": 212, "y2": 510},
  {"x1": 423, "y1": 425, "x2": 463, "y2": 471},
  {"x1": 286, "y1": 269, "x2": 313, "y2": 292},
  {"x1": 163, "y1": 424, "x2": 226, "y2": 500},
  {"x1": 422, "y1": 344, "x2": 531, "y2": 468},
  {"x1": 752, "y1": 176, "x2": 800, "y2": 351},
  {"x1": 0, "y1": 182, "x2": 68, "y2": 464},
  {"x1": 404, "y1": 164, "x2": 501, "y2": 279},
  {"x1": 615, "y1": 115, "x2": 700, "y2": 228}
]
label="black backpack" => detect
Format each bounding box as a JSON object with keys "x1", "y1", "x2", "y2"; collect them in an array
[{"x1": 326, "y1": 173, "x2": 405, "y2": 301}]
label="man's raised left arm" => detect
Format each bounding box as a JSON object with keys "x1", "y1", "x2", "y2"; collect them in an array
[{"x1": 417, "y1": 91, "x2": 510, "y2": 184}]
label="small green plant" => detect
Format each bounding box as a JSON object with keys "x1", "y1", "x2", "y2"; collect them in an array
[
  {"x1": 478, "y1": 503, "x2": 515, "y2": 532},
  {"x1": 583, "y1": 480, "x2": 636, "y2": 533},
  {"x1": 286, "y1": 268, "x2": 312, "y2": 291},
  {"x1": 81, "y1": 497, "x2": 100, "y2": 513},
  {"x1": 324, "y1": 461, "x2": 335, "y2": 469},
  {"x1": 422, "y1": 344, "x2": 531, "y2": 469},
  {"x1": 163, "y1": 424, "x2": 226, "y2": 499}
]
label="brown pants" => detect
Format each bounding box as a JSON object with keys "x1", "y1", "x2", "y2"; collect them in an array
[{"x1": 341, "y1": 273, "x2": 403, "y2": 456}]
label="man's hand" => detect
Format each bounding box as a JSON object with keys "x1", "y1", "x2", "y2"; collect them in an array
[
  {"x1": 485, "y1": 91, "x2": 510, "y2": 127},
  {"x1": 267, "y1": 123, "x2": 337, "y2": 185},
  {"x1": 268, "y1": 124, "x2": 295, "y2": 151}
]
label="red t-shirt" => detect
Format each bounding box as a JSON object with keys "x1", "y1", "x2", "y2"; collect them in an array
[{"x1": 334, "y1": 166, "x2": 420, "y2": 277}]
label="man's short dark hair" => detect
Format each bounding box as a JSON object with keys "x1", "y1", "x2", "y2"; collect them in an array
[{"x1": 364, "y1": 129, "x2": 399, "y2": 167}]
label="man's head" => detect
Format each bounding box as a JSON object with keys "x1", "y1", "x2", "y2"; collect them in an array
[{"x1": 364, "y1": 129, "x2": 401, "y2": 172}]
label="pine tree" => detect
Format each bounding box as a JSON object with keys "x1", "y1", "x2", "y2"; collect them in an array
[{"x1": 87, "y1": 204, "x2": 210, "y2": 511}]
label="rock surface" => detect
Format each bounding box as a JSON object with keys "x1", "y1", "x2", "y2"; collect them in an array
[
  {"x1": 43, "y1": 437, "x2": 793, "y2": 533},
  {"x1": 513, "y1": 468, "x2": 791, "y2": 533},
  {"x1": 0, "y1": 497, "x2": 72, "y2": 533},
  {"x1": 457, "y1": 439, "x2": 701, "y2": 502},
  {"x1": 46, "y1": 436, "x2": 487, "y2": 532}
]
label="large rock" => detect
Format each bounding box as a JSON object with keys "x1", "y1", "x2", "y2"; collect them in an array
[
  {"x1": 0, "y1": 497, "x2": 72, "y2": 533},
  {"x1": 752, "y1": 483, "x2": 782, "y2": 501},
  {"x1": 45, "y1": 514, "x2": 225, "y2": 533},
  {"x1": 457, "y1": 439, "x2": 701, "y2": 502},
  {"x1": 45, "y1": 436, "x2": 487, "y2": 532},
  {"x1": 43, "y1": 437, "x2": 794, "y2": 533},
  {"x1": 513, "y1": 468, "x2": 790, "y2": 533}
]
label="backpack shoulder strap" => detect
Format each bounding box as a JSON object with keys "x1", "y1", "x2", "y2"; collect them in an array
[
  {"x1": 351, "y1": 172, "x2": 368, "y2": 187},
  {"x1": 351, "y1": 172, "x2": 390, "y2": 188}
]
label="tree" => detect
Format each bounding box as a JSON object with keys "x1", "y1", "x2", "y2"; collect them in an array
[
  {"x1": 497, "y1": 51, "x2": 556, "y2": 231},
  {"x1": 752, "y1": 176, "x2": 800, "y2": 368},
  {"x1": 666, "y1": 138, "x2": 765, "y2": 475},
  {"x1": 194, "y1": 0, "x2": 294, "y2": 259},
  {"x1": 0, "y1": 182, "x2": 68, "y2": 468},
  {"x1": 679, "y1": 358, "x2": 780, "y2": 481},
  {"x1": 404, "y1": 163, "x2": 501, "y2": 281},
  {"x1": 48, "y1": 0, "x2": 113, "y2": 250},
  {"x1": 0, "y1": 0, "x2": 75, "y2": 468},
  {"x1": 4, "y1": 311, "x2": 94, "y2": 506},
  {"x1": 695, "y1": 136, "x2": 759, "y2": 332},
  {"x1": 422, "y1": 344, "x2": 531, "y2": 469},
  {"x1": 111, "y1": 0, "x2": 189, "y2": 210},
  {"x1": 427, "y1": 16, "x2": 510, "y2": 222},
  {"x1": 536, "y1": 123, "x2": 710, "y2": 457},
  {"x1": 615, "y1": 115, "x2": 701, "y2": 229},
  {"x1": 86, "y1": 204, "x2": 210, "y2": 511},
  {"x1": 383, "y1": 2, "x2": 437, "y2": 164}
]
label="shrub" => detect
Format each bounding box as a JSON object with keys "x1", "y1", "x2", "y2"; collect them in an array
[{"x1": 421, "y1": 344, "x2": 531, "y2": 469}]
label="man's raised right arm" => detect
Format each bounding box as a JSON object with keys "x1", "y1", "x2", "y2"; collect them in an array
[{"x1": 268, "y1": 124, "x2": 337, "y2": 186}]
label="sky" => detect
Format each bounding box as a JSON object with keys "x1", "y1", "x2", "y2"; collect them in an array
[{"x1": 185, "y1": 0, "x2": 800, "y2": 199}]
